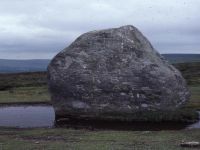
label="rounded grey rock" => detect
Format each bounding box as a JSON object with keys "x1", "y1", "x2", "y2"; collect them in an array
[{"x1": 48, "y1": 25, "x2": 190, "y2": 120}]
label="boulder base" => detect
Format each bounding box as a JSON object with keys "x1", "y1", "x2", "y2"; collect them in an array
[{"x1": 48, "y1": 25, "x2": 190, "y2": 121}]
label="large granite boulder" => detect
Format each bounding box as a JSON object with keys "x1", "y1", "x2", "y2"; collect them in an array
[{"x1": 48, "y1": 25, "x2": 190, "y2": 121}]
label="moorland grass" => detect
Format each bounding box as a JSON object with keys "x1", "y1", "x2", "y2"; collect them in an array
[
  {"x1": 0, "y1": 128, "x2": 199, "y2": 150},
  {"x1": 0, "y1": 86, "x2": 50, "y2": 103}
]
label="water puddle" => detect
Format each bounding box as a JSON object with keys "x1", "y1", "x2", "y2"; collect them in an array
[{"x1": 0, "y1": 105, "x2": 55, "y2": 128}]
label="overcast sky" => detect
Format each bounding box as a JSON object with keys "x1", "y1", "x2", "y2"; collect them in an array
[{"x1": 0, "y1": 0, "x2": 199, "y2": 59}]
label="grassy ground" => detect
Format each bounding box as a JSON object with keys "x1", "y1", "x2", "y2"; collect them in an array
[
  {"x1": 187, "y1": 86, "x2": 200, "y2": 109},
  {"x1": 0, "y1": 128, "x2": 199, "y2": 150},
  {"x1": 0, "y1": 72, "x2": 47, "y2": 90},
  {"x1": 0, "y1": 86, "x2": 50, "y2": 103},
  {"x1": 174, "y1": 62, "x2": 200, "y2": 86},
  {"x1": 0, "y1": 72, "x2": 50, "y2": 104},
  {"x1": 174, "y1": 62, "x2": 200, "y2": 110}
]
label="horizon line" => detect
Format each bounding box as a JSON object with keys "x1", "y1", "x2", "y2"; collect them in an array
[{"x1": 0, "y1": 53, "x2": 200, "y2": 60}]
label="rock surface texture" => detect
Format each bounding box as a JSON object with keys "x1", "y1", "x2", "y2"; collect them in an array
[{"x1": 48, "y1": 25, "x2": 190, "y2": 120}]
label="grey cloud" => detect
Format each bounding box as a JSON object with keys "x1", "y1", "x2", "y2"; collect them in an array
[{"x1": 0, "y1": 0, "x2": 200, "y2": 59}]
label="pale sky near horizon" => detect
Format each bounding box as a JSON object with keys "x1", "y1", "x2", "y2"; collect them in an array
[{"x1": 0, "y1": 0, "x2": 199, "y2": 59}]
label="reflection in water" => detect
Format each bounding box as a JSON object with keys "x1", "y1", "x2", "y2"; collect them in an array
[{"x1": 0, "y1": 105, "x2": 199, "y2": 130}]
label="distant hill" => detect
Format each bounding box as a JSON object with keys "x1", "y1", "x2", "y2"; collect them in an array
[
  {"x1": 0, "y1": 59, "x2": 50, "y2": 73},
  {"x1": 0, "y1": 54, "x2": 200, "y2": 73},
  {"x1": 162, "y1": 54, "x2": 200, "y2": 64}
]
